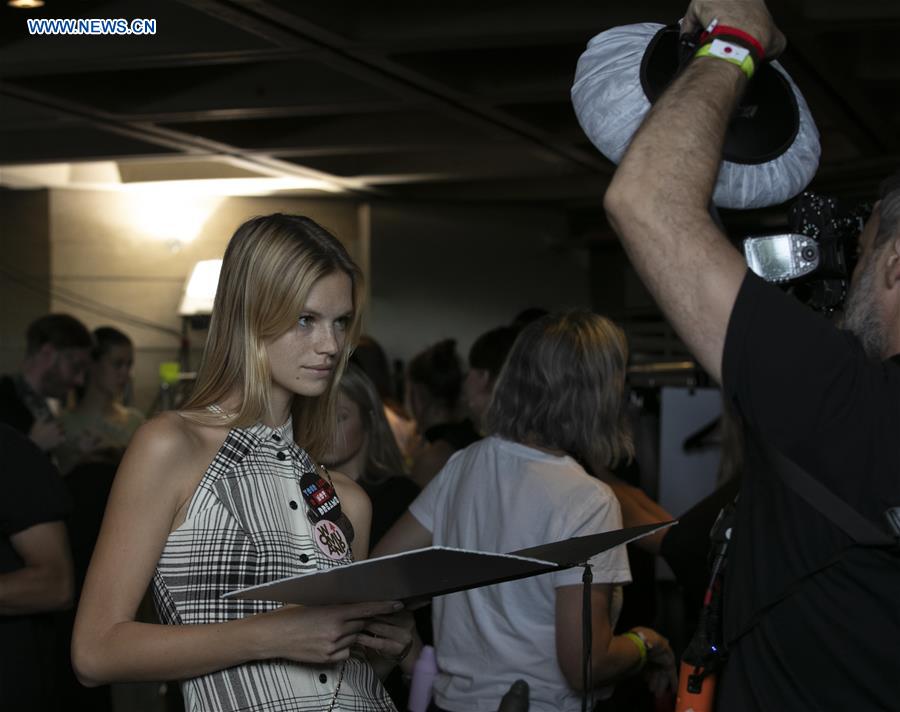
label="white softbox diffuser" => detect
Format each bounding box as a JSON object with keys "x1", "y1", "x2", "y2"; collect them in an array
[{"x1": 571, "y1": 23, "x2": 821, "y2": 209}]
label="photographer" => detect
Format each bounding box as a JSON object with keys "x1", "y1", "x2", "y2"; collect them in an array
[{"x1": 601, "y1": 0, "x2": 899, "y2": 709}]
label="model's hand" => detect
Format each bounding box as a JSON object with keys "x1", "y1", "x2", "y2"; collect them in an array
[
  {"x1": 30, "y1": 417, "x2": 65, "y2": 451},
  {"x1": 681, "y1": 0, "x2": 786, "y2": 59},
  {"x1": 356, "y1": 610, "x2": 419, "y2": 673},
  {"x1": 258, "y1": 600, "x2": 402, "y2": 664},
  {"x1": 630, "y1": 626, "x2": 677, "y2": 696}
]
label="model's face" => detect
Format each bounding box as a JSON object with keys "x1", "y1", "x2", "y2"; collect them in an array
[
  {"x1": 322, "y1": 390, "x2": 367, "y2": 468},
  {"x1": 41, "y1": 346, "x2": 91, "y2": 398},
  {"x1": 91, "y1": 344, "x2": 134, "y2": 398},
  {"x1": 266, "y1": 270, "x2": 354, "y2": 400},
  {"x1": 841, "y1": 209, "x2": 887, "y2": 358}
]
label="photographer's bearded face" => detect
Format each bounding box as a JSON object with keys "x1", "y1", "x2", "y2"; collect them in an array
[{"x1": 841, "y1": 211, "x2": 886, "y2": 359}]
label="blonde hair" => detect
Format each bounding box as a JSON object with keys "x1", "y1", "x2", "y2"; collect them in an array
[
  {"x1": 485, "y1": 310, "x2": 633, "y2": 474},
  {"x1": 182, "y1": 214, "x2": 363, "y2": 460},
  {"x1": 336, "y1": 364, "x2": 407, "y2": 481}
]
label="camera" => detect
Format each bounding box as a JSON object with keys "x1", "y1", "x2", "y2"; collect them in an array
[{"x1": 742, "y1": 192, "x2": 872, "y2": 314}]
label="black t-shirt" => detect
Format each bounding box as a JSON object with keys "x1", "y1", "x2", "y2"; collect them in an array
[
  {"x1": 720, "y1": 272, "x2": 900, "y2": 711},
  {"x1": 0, "y1": 374, "x2": 35, "y2": 435},
  {"x1": 361, "y1": 473, "x2": 420, "y2": 547},
  {"x1": 0, "y1": 423, "x2": 70, "y2": 707}
]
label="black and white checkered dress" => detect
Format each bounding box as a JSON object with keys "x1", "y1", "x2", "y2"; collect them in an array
[{"x1": 151, "y1": 416, "x2": 396, "y2": 712}]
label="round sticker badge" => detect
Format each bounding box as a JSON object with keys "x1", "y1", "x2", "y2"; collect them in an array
[{"x1": 314, "y1": 519, "x2": 349, "y2": 560}]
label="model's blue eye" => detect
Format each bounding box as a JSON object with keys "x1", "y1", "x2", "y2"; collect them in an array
[
  {"x1": 334, "y1": 316, "x2": 350, "y2": 331},
  {"x1": 298, "y1": 315, "x2": 314, "y2": 328}
]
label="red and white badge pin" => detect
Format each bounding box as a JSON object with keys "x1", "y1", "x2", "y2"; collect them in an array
[{"x1": 314, "y1": 519, "x2": 349, "y2": 560}]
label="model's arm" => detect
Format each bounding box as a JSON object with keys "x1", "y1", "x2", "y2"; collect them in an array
[
  {"x1": 72, "y1": 415, "x2": 399, "y2": 686},
  {"x1": 556, "y1": 585, "x2": 675, "y2": 692},
  {"x1": 0, "y1": 521, "x2": 73, "y2": 614},
  {"x1": 603, "y1": 0, "x2": 784, "y2": 383}
]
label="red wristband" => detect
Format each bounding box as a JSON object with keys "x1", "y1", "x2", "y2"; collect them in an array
[{"x1": 700, "y1": 22, "x2": 765, "y2": 63}]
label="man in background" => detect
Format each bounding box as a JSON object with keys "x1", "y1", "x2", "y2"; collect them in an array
[
  {"x1": 0, "y1": 423, "x2": 74, "y2": 708},
  {"x1": 0, "y1": 313, "x2": 92, "y2": 452}
]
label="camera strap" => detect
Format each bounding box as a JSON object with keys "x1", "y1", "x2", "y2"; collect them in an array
[
  {"x1": 727, "y1": 443, "x2": 898, "y2": 649},
  {"x1": 765, "y1": 445, "x2": 898, "y2": 548}
]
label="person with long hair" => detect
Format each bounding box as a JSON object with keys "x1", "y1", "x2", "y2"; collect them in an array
[
  {"x1": 376, "y1": 312, "x2": 675, "y2": 712},
  {"x1": 72, "y1": 214, "x2": 412, "y2": 711},
  {"x1": 322, "y1": 364, "x2": 419, "y2": 547},
  {"x1": 55, "y1": 326, "x2": 145, "y2": 476}
]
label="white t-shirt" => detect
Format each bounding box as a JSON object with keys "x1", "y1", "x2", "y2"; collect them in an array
[{"x1": 409, "y1": 436, "x2": 631, "y2": 712}]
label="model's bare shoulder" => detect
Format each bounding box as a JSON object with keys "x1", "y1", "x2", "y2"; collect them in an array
[
  {"x1": 328, "y1": 469, "x2": 370, "y2": 511},
  {"x1": 127, "y1": 411, "x2": 193, "y2": 459},
  {"x1": 118, "y1": 411, "x2": 228, "y2": 508}
]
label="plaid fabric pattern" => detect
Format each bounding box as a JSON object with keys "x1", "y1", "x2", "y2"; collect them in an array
[{"x1": 152, "y1": 417, "x2": 396, "y2": 712}]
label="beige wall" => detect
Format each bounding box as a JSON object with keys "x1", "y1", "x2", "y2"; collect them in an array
[
  {"x1": 48, "y1": 190, "x2": 363, "y2": 412},
  {"x1": 0, "y1": 188, "x2": 51, "y2": 374},
  {"x1": 366, "y1": 201, "x2": 590, "y2": 368}
]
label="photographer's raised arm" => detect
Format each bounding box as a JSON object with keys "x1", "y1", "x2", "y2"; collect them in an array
[{"x1": 603, "y1": 0, "x2": 784, "y2": 383}]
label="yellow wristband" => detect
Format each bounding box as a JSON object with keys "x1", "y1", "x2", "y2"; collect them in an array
[
  {"x1": 623, "y1": 631, "x2": 648, "y2": 671},
  {"x1": 695, "y1": 39, "x2": 755, "y2": 79}
]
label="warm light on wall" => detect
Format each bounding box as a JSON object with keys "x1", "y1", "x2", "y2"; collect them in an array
[
  {"x1": 8, "y1": 0, "x2": 45, "y2": 8},
  {"x1": 120, "y1": 191, "x2": 222, "y2": 248},
  {"x1": 179, "y1": 259, "x2": 223, "y2": 316},
  {"x1": 117, "y1": 176, "x2": 340, "y2": 196},
  {"x1": 0, "y1": 161, "x2": 343, "y2": 197},
  {"x1": 0, "y1": 159, "x2": 345, "y2": 248}
]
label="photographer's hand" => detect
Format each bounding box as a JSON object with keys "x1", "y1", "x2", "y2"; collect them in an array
[{"x1": 681, "y1": 0, "x2": 785, "y2": 59}]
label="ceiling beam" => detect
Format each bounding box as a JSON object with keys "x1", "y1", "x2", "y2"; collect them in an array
[
  {"x1": 775, "y1": 0, "x2": 898, "y2": 155},
  {"x1": 0, "y1": 49, "x2": 315, "y2": 78},
  {"x1": 181, "y1": 0, "x2": 610, "y2": 174}
]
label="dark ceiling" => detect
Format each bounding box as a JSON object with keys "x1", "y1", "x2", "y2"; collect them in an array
[{"x1": 1, "y1": 0, "x2": 898, "y2": 231}]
